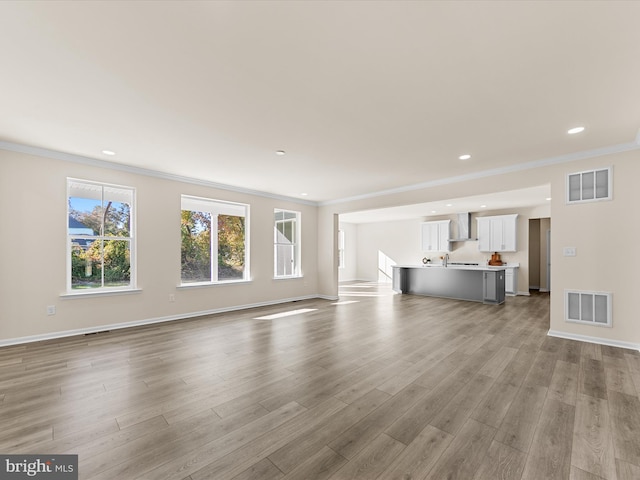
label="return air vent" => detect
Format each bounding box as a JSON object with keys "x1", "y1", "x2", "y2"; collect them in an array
[
  {"x1": 565, "y1": 290, "x2": 611, "y2": 327},
  {"x1": 566, "y1": 167, "x2": 611, "y2": 203}
]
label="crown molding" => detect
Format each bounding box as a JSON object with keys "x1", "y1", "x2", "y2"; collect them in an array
[
  {"x1": 3, "y1": 138, "x2": 639, "y2": 209},
  {"x1": 320, "y1": 141, "x2": 640, "y2": 206},
  {"x1": 0, "y1": 140, "x2": 319, "y2": 206}
]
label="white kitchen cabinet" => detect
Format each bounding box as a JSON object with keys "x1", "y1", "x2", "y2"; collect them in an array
[
  {"x1": 421, "y1": 220, "x2": 451, "y2": 252},
  {"x1": 477, "y1": 217, "x2": 492, "y2": 252},
  {"x1": 504, "y1": 266, "x2": 518, "y2": 295},
  {"x1": 477, "y1": 214, "x2": 518, "y2": 252}
]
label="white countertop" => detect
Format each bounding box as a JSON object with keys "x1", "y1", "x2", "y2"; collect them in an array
[{"x1": 393, "y1": 263, "x2": 519, "y2": 271}]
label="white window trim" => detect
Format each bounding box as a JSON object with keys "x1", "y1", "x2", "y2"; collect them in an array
[
  {"x1": 272, "y1": 275, "x2": 305, "y2": 281},
  {"x1": 61, "y1": 288, "x2": 142, "y2": 299},
  {"x1": 66, "y1": 178, "x2": 136, "y2": 294},
  {"x1": 180, "y1": 195, "x2": 250, "y2": 285},
  {"x1": 274, "y1": 209, "x2": 302, "y2": 279},
  {"x1": 177, "y1": 279, "x2": 253, "y2": 289}
]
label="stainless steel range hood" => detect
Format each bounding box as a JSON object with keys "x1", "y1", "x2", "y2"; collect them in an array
[{"x1": 451, "y1": 212, "x2": 473, "y2": 241}]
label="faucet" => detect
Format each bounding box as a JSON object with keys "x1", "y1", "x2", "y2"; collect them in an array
[{"x1": 443, "y1": 253, "x2": 449, "y2": 267}]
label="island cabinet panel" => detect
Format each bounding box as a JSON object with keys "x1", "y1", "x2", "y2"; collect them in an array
[
  {"x1": 421, "y1": 220, "x2": 451, "y2": 253},
  {"x1": 483, "y1": 270, "x2": 505, "y2": 304},
  {"x1": 477, "y1": 214, "x2": 518, "y2": 252},
  {"x1": 392, "y1": 265, "x2": 505, "y2": 305}
]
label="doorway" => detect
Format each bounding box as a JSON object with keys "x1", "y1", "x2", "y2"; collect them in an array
[{"x1": 529, "y1": 218, "x2": 551, "y2": 292}]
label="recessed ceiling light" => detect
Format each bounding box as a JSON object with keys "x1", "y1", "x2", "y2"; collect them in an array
[
  {"x1": 446, "y1": 203, "x2": 453, "y2": 207},
  {"x1": 102, "y1": 150, "x2": 116, "y2": 156},
  {"x1": 300, "y1": 193, "x2": 308, "y2": 196},
  {"x1": 431, "y1": 210, "x2": 437, "y2": 214},
  {"x1": 480, "y1": 204, "x2": 487, "y2": 208},
  {"x1": 275, "y1": 150, "x2": 286, "y2": 156},
  {"x1": 567, "y1": 126, "x2": 585, "y2": 135},
  {"x1": 546, "y1": 197, "x2": 552, "y2": 201},
  {"x1": 458, "y1": 154, "x2": 471, "y2": 160}
]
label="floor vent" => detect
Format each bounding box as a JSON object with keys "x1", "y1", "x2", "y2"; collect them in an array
[
  {"x1": 84, "y1": 330, "x2": 111, "y2": 336},
  {"x1": 565, "y1": 290, "x2": 611, "y2": 327}
]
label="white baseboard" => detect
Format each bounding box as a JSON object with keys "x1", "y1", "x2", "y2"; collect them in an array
[
  {"x1": 539, "y1": 288, "x2": 550, "y2": 293},
  {"x1": 548, "y1": 329, "x2": 640, "y2": 353},
  {"x1": 316, "y1": 294, "x2": 339, "y2": 301},
  {"x1": 529, "y1": 285, "x2": 540, "y2": 290},
  {"x1": 339, "y1": 279, "x2": 379, "y2": 285},
  {"x1": 0, "y1": 294, "x2": 333, "y2": 347},
  {"x1": 516, "y1": 291, "x2": 531, "y2": 296}
]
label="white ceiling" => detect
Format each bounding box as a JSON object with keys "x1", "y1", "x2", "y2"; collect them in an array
[
  {"x1": 1, "y1": 1, "x2": 639, "y2": 205},
  {"x1": 339, "y1": 185, "x2": 551, "y2": 224}
]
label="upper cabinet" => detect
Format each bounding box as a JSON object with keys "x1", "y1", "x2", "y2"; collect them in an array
[
  {"x1": 477, "y1": 214, "x2": 518, "y2": 252},
  {"x1": 421, "y1": 220, "x2": 451, "y2": 252}
]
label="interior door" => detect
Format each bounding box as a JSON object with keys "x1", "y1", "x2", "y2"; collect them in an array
[{"x1": 546, "y1": 229, "x2": 551, "y2": 290}]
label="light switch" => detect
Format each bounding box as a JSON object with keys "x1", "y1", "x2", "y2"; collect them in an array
[{"x1": 563, "y1": 247, "x2": 577, "y2": 257}]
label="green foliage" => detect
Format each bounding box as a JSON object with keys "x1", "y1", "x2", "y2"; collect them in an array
[
  {"x1": 103, "y1": 240, "x2": 131, "y2": 284},
  {"x1": 218, "y1": 215, "x2": 245, "y2": 279},
  {"x1": 71, "y1": 246, "x2": 88, "y2": 283},
  {"x1": 181, "y1": 210, "x2": 212, "y2": 282},
  {"x1": 180, "y1": 210, "x2": 246, "y2": 281},
  {"x1": 69, "y1": 200, "x2": 131, "y2": 288},
  {"x1": 69, "y1": 201, "x2": 130, "y2": 237},
  {"x1": 70, "y1": 240, "x2": 130, "y2": 288}
]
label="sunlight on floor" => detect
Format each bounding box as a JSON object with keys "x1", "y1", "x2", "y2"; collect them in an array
[
  {"x1": 338, "y1": 282, "x2": 396, "y2": 298},
  {"x1": 253, "y1": 308, "x2": 317, "y2": 320}
]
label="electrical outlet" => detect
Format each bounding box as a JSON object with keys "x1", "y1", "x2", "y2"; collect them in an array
[
  {"x1": 46, "y1": 305, "x2": 56, "y2": 315},
  {"x1": 563, "y1": 247, "x2": 577, "y2": 257},
  {"x1": 169, "y1": 294, "x2": 175, "y2": 303}
]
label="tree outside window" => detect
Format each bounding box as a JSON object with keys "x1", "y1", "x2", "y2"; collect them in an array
[
  {"x1": 67, "y1": 179, "x2": 134, "y2": 291},
  {"x1": 181, "y1": 196, "x2": 248, "y2": 284}
]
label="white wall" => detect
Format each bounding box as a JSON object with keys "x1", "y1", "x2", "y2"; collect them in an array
[
  {"x1": 3, "y1": 145, "x2": 639, "y2": 351},
  {"x1": 348, "y1": 206, "x2": 548, "y2": 294},
  {"x1": 319, "y1": 149, "x2": 640, "y2": 350},
  {"x1": 0, "y1": 149, "x2": 319, "y2": 343},
  {"x1": 338, "y1": 222, "x2": 358, "y2": 282},
  {"x1": 549, "y1": 155, "x2": 639, "y2": 348},
  {"x1": 539, "y1": 217, "x2": 551, "y2": 291},
  {"x1": 352, "y1": 218, "x2": 423, "y2": 282}
]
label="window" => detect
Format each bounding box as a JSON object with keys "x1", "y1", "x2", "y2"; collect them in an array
[
  {"x1": 67, "y1": 179, "x2": 135, "y2": 291},
  {"x1": 274, "y1": 209, "x2": 301, "y2": 277},
  {"x1": 181, "y1": 195, "x2": 248, "y2": 284},
  {"x1": 338, "y1": 229, "x2": 345, "y2": 268},
  {"x1": 566, "y1": 167, "x2": 612, "y2": 203}
]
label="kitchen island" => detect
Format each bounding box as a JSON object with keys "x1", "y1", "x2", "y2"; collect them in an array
[{"x1": 392, "y1": 264, "x2": 506, "y2": 304}]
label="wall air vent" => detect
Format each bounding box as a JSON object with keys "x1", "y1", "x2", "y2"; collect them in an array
[
  {"x1": 566, "y1": 167, "x2": 612, "y2": 203},
  {"x1": 565, "y1": 290, "x2": 612, "y2": 327}
]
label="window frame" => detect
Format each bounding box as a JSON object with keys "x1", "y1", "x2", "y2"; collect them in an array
[
  {"x1": 274, "y1": 208, "x2": 302, "y2": 279},
  {"x1": 66, "y1": 178, "x2": 136, "y2": 294},
  {"x1": 180, "y1": 195, "x2": 250, "y2": 286}
]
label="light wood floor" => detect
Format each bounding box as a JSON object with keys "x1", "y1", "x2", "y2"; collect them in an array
[{"x1": 2, "y1": 283, "x2": 640, "y2": 480}]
